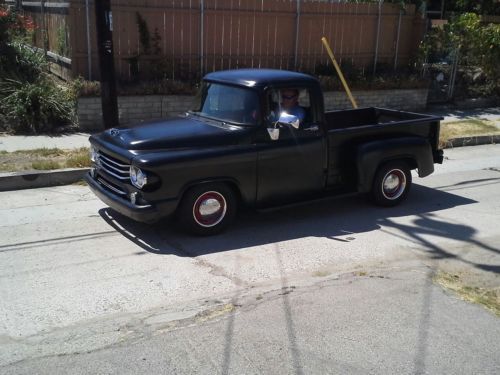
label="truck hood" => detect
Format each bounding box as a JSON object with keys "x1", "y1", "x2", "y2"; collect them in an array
[{"x1": 96, "y1": 116, "x2": 252, "y2": 151}]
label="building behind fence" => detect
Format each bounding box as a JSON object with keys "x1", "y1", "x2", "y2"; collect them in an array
[{"x1": 13, "y1": 0, "x2": 426, "y2": 81}]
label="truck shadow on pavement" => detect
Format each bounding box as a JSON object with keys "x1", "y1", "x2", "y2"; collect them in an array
[{"x1": 99, "y1": 180, "x2": 499, "y2": 275}]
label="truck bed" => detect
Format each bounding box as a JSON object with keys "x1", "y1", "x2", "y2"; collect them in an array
[{"x1": 324, "y1": 107, "x2": 443, "y2": 189}]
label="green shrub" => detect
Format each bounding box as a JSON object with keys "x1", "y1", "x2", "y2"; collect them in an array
[
  {"x1": 0, "y1": 6, "x2": 75, "y2": 134},
  {"x1": 418, "y1": 13, "x2": 500, "y2": 97},
  {"x1": 0, "y1": 77, "x2": 74, "y2": 134}
]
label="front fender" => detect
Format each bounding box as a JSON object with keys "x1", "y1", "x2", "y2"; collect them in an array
[{"x1": 131, "y1": 145, "x2": 258, "y2": 205}]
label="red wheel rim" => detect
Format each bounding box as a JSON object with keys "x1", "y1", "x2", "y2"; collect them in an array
[
  {"x1": 382, "y1": 169, "x2": 406, "y2": 200},
  {"x1": 192, "y1": 191, "x2": 227, "y2": 227}
]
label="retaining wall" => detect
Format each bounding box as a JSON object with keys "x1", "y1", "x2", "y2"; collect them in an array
[{"x1": 78, "y1": 89, "x2": 429, "y2": 131}]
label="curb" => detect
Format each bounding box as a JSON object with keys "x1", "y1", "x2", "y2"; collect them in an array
[
  {"x1": 0, "y1": 168, "x2": 89, "y2": 192},
  {"x1": 444, "y1": 134, "x2": 500, "y2": 149}
]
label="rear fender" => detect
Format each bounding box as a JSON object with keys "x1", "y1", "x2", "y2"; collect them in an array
[{"x1": 356, "y1": 137, "x2": 433, "y2": 193}]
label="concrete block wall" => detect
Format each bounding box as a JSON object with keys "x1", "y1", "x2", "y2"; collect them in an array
[
  {"x1": 78, "y1": 95, "x2": 193, "y2": 131},
  {"x1": 78, "y1": 89, "x2": 428, "y2": 130},
  {"x1": 322, "y1": 89, "x2": 428, "y2": 112}
]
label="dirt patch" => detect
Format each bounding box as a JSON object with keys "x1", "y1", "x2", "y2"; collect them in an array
[
  {"x1": 312, "y1": 270, "x2": 331, "y2": 277},
  {"x1": 0, "y1": 147, "x2": 90, "y2": 172},
  {"x1": 195, "y1": 303, "x2": 235, "y2": 323}
]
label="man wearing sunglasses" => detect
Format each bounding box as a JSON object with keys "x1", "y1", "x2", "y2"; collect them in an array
[{"x1": 280, "y1": 88, "x2": 306, "y2": 122}]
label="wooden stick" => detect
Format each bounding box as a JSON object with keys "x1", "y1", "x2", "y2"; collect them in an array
[{"x1": 321, "y1": 37, "x2": 358, "y2": 109}]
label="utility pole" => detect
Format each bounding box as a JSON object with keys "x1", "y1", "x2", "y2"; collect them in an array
[{"x1": 95, "y1": 0, "x2": 119, "y2": 129}]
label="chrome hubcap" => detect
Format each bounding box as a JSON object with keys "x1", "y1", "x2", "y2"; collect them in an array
[
  {"x1": 199, "y1": 198, "x2": 222, "y2": 216},
  {"x1": 382, "y1": 169, "x2": 406, "y2": 200},
  {"x1": 193, "y1": 191, "x2": 227, "y2": 227}
]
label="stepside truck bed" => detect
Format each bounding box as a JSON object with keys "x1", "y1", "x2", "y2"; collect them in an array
[{"x1": 324, "y1": 107, "x2": 443, "y2": 189}]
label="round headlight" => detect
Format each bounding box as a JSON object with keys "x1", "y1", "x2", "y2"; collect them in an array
[
  {"x1": 130, "y1": 165, "x2": 148, "y2": 189},
  {"x1": 89, "y1": 145, "x2": 99, "y2": 163}
]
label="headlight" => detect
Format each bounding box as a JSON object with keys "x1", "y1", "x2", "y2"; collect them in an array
[
  {"x1": 130, "y1": 165, "x2": 148, "y2": 189},
  {"x1": 89, "y1": 145, "x2": 99, "y2": 163}
]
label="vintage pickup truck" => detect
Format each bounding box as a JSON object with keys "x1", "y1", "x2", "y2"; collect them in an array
[{"x1": 85, "y1": 69, "x2": 443, "y2": 235}]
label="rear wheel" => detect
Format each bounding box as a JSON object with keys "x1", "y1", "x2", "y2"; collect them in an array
[
  {"x1": 178, "y1": 183, "x2": 237, "y2": 235},
  {"x1": 371, "y1": 161, "x2": 412, "y2": 207}
]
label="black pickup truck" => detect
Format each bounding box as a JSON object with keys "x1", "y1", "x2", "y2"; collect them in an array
[{"x1": 85, "y1": 69, "x2": 443, "y2": 235}]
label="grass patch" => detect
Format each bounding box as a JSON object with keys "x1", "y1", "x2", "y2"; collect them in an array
[
  {"x1": 19, "y1": 148, "x2": 65, "y2": 157},
  {"x1": 440, "y1": 119, "x2": 500, "y2": 147},
  {"x1": 65, "y1": 147, "x2": 91, "y2": 168},
  {"x1": 31, "y1": 160, "x2": 62, "y2": 170},
  {"x1": 434, "y1": 271, "x2": 500, "y2": 317},
  {"x1": 0, "y1": 147, "x2": 90, "y2": 172}
]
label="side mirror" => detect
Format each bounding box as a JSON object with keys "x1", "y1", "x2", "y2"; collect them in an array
[
  {"x1": 278, "y1": 112, "x2": 300, "y2": 129},
  {"x1": 267, "y1": 127, "x2": 280, "y2": 140}
]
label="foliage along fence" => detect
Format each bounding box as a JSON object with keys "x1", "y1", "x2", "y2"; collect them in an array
[{"x1": 15, "y1": 0, "x2": 426, "y2": 81}]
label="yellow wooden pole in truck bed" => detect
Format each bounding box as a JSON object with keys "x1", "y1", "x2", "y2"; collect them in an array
[{"x1": 321, "y1": 37, "x2": 358, "y2": 109}]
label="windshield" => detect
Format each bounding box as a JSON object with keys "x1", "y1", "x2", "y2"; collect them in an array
[{"x1": 191, "y1": 82, "x2": 260, "y2": 126}]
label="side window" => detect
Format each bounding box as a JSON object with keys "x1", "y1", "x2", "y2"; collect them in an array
[{"x1": 265, "y1": 88, "x2": 313, "y2": 126}]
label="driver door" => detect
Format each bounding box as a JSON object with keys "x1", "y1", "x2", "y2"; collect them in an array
[{"x1": 256, "y1": 87, "x2": 326, "y2": 206}]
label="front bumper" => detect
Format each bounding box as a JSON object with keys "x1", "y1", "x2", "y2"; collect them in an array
[{"x1": 84, "y1": 172, "x2": 177, "y2": 223}]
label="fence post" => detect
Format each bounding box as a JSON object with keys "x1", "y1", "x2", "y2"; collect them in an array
[
  {"x1": 373, "y1": 0, "x2": 383, "y2": 74},
  {"x1": 85, "y1": 0, "x2": 92, "y2": 80},
  {"x1": 200, "y1": 0, "x2": 204, "y2": 77},
  {"x1": 41, "y1": 0, "x2": 48, "y2": 54},
  {"x1": 294, "y1": 0, "x2": 301, "y2": 70},
  {"x1": 394, "y1": 9, "x2": 402, "y2": 70},
  {"x1": 447, "y1": 48, "x2": 459, "y2": 100}
]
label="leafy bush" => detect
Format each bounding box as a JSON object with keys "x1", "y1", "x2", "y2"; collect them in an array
[
  {"x1": 0, "y1": 6, "x2": 75, "y2": 134},
  {"x1": 0, "y1": 77, "x2": 74, "y2": 133},
  {"x1": 418, "y1": 13, "x2": 500, "y2": 98}
]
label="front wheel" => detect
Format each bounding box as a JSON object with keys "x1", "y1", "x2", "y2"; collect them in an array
[
  {"x1": 371, "y1": 161, "x2": 412, "y2": 207},
  {"x1": 177, "y1": 183, "x2": 237, "y2": 235}
]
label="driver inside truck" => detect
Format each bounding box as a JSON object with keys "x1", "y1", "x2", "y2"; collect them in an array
[
  {"x1": 268, "y1": 88, "x2": 306, "y2": 125},
  {"x1": 280, "y1": 89, "x2": 306, "y2": 122}
]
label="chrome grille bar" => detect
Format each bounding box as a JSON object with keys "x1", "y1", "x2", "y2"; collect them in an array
[
  {"x1": 98, "y1": 166, "x2": 129, "y2": 181},
  {"x1": 99, "y1": 159, "x2": 129, "y2": 179},
  {"x1": 98, "y1": 153, "x2": 129, "y2": 168},
  {"x1": 97, "y1": 150, "x2": 130, "y2": 180},
  {"x1": 97, "y1": 177, "x2": 127, "y2": 196}
]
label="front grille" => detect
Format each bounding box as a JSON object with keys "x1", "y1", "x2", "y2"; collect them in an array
[{"x1": 97, "y1": 150, "x2": 130, "y2": 181}]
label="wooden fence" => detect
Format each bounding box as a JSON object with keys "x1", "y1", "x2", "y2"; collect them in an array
[{"x1": 16, "y1": 0, "x2": 426, "y2": 81}]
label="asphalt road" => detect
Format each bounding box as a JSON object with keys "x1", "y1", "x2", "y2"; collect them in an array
[{"x1": 1, "y1": 145, "x2": 499, "y2": 374}]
